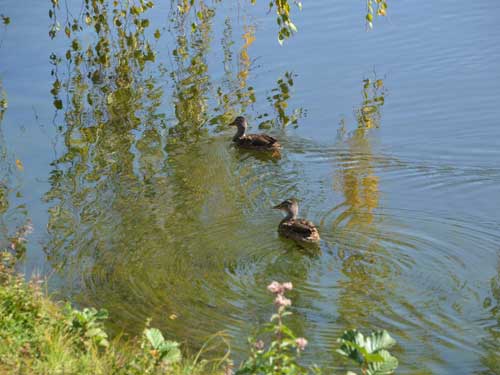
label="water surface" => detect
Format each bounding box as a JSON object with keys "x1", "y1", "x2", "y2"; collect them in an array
[{"x1": 0, "y1": 0, "x2": 499, "y2": 373}]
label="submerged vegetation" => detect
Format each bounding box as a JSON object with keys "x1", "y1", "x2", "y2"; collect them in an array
[{"x1": 0, "y1": 254, "x2": 398, "y2": 374}]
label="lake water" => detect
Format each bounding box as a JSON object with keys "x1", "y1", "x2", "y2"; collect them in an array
[{"x1": 1, "y1": 0, "x2": 499, "y2": 373}]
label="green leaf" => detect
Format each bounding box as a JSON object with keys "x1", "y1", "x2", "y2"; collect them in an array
[
  {"x1": 85, "y1": 327, "x2": 104, "y2": 338},
  {"x1": 53, "y1": 99, "x2": 63, "y2": 110},
  {"x1": 99, "y1": 338, "x2": 110, "y2": 348},
  {"x1": 94, "y1": 308, "x2": 108, "y2": 321},
  {"x1": 337, "y1": 330, "x2": 398, "y2": 374},
  {"x1": 366, "y1": 350, "x2": 398, "y2": 375},
  {"x1": 365, "y1": 330, "x2": 396, "y2": 353},
  {"x1": 144, "y1": 328, "x2": 165, "y2": 349},
  {"x1": 159, "y1": 341, "x2": 182, "y2": 363},
  {"x1": 279, "y1": 324, "x2": 296, "y2": 339}
]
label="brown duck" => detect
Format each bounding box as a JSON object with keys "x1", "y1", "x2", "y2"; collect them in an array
[
  {"x1": 229, "y1": 116, "x2": 281, "y2": 151},
  {"x1": 273, "y1": 198, "x2": 320, "y2": 243}
]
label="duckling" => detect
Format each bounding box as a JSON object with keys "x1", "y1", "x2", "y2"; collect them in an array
[
  {"x1": 273, "y1": 198, "x2": 320, "y2": 243},
  {"x1": 229, "y1": 116, "x2": 281, "y2": 151}
]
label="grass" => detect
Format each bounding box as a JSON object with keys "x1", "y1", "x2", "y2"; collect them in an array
[{"x1": 0, "y1": 252, "x2": 229, "y2": 375}]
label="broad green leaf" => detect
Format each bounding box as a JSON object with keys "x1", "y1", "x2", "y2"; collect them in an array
[
  {"x1": 337, "y1": 330, "x2": 398, "y2": 374},
  {"x1": 159, "y1": 341, "x2": 182, "y2": 363},
  {"x1": 365, "y1": 330, "x2": 396, "y2": 353},
  {"x1": 144, "y1": 327, "x2": 165, "y2": 349},
  {"x1": 366, "y1": 350, "x2": 398, "y2": 375},
  {"x1": 85, "y1": 327, "x2": 106, "y2": 338}
]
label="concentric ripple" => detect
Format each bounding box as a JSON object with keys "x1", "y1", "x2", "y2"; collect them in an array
[{"x1": 41, "y1": 128, "x2": 499, "y2": 374}]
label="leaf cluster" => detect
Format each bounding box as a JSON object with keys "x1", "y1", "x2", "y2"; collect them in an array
[
  {"x1": 64, "y1": 305, "x2": 110, "y2": 349},
  {"x1": 337, "y1": 329, "x2": 398, "y2": 375},
  {"x1": 366, "y1": 0, "x2": 388, "y2": 29}
]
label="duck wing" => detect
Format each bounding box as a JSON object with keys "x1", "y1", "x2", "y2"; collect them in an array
[
  {"x1": 283, "y1": 219, "x2": 316, "y2": 235},
  {"x1": 245, "y1": 133, "x2": 280, "y2": 147}
]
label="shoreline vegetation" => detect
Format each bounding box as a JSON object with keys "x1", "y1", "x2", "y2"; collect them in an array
[{"x1": 1, "y1": 250, "x2": 398, "y2": 375}]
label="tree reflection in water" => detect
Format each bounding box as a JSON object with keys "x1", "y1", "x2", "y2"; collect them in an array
[{"x1": 44, "y1": 0, "x2": 304, "y2": 348}]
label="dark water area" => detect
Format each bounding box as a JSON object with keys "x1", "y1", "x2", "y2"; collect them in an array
[{"x1": 1, "y1": 0, "x2": 499, "y2": 373}]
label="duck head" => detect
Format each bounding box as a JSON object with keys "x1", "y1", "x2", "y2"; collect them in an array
[
  {"x1": 273, "y1": 198, "x2": 299, "y2": 220},
  {"x1": 229, "y1": 116, "x2": 248, "y2": 140}
]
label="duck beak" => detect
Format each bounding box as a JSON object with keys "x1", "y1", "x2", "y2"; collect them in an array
[
  {"x1": 272, "y1": 203, "x2": 282, "y2": 209},
  {"x1": 228, "y1": 120, "x2": 237, "y2": 127}
]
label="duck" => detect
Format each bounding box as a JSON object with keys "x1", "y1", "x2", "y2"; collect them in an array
[
  {"x1": 229, "y1": 116, "x2": 281, "y2": 151},
  {"x1": 273, "y1": 198, "x2": 320, "y2": 243}
]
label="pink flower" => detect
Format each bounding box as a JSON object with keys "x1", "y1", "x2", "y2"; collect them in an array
[
  {"x1": 267, "y1": 281, "x2": 283, "y2": 294},
  {"x1": 295, "y1": 337, "x2": 308, "y2": 351},
  {"x1": 274, "y1": 294, "x2": 291, "y2": 308},
  {"x1": 267, "y1": 281, "x2": 293, "y2": 295}
]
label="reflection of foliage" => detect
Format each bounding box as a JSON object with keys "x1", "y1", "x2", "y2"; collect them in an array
[
  {"x1": 258, "y1": 71, "x2": 304, "y2": 129},
  {"x1": 355, "y1": 78, "x2": 386, "y2": 131},
  {"x1": 479, "y1": 259, "x2": 500, "y2": 374},
  {"x1": 43, "y1": 0, "x2": 307, "y2": 349},
  {"x1": 48, "y1": 0, "x2": 305, "y2": 135},
  {"x1": 334, "y1": 77, "x2": 385, "y2": 228},
  {"x1": 49, "y1": 0, "x2": 158, "y2": 112},
  {"x1": 44, "y1": 0, "x2": 247, "y2": 345},
  {"x1": 211, "y1": 19, "x2": 257, "y2": 130},
  {"x1": 168, "y1": 2, "x2": 214, "y2": 140},
  {"x1": 0, "y1": 14, "x2": 10, "y2": 25},
  {"x1": 44, "y1": 0, "x2": 167, "y2": 271},
  {"x1": 0, "y1": 81, "x2": 6, "y2": 123},
  {"x1": 0, "y1": 98, "x2": 31, "y2": 260},
  {"x1": 238, "y1": 25, "x2": 256, "y2": 88},
  {"x1": 332, "y1": 78, "x2": 390, "y2": 338},
  {"x1": 334, "y1": 78, "x2": 386, "y2": 229}
]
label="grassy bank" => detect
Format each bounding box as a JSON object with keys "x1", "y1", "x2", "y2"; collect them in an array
[
  {"x1": 0, "y1": 252, "x2": 228, "y2": 375},
  {"x1": 0, "y1": 251, "x2": 398, "y2": 375}
]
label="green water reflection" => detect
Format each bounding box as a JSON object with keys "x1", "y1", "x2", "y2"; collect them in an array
[
  {"x1": 2, "y1": 0, "x2": 494, "y2": 373},
  {"x1": 43, "y1": 0, "x2": 306, "y2": 350},
  {"x1": 479, "y1": 259, "x2": 500, "y2": 374},
  {"x1": 0, "y1": 80, "x2": 30, "y2": 261}
]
